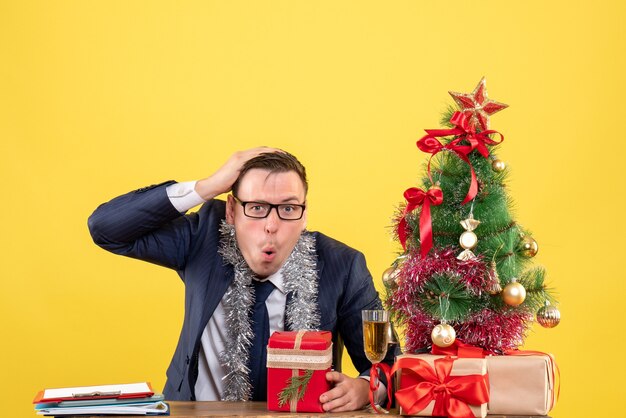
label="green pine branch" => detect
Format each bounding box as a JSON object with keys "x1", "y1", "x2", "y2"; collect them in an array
[
  {"x1": 518, "y1": 267, "x2": 556, "y2": 313},
  {"x1": 277, "y1": 369, "x2": 314, "y2": 408},
  {"x1": 439, "y1": 105, "x2": 457, "y2": 127},
  {"x1": 418, "y1": 273, "x2": 482, "y2": 322}
]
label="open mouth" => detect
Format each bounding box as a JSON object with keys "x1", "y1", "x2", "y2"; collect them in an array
[{"x1": 262, "y1": 248, "x2": 276, "y2": 261}]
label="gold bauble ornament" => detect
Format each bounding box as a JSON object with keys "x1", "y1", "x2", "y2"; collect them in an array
[
  {"x1": 431, "y1": 323, "x2": 456, "y2": 348},
  {"x1": 502, "y1": 278, "x2": 526, "y2": 306},
  {"x1": 537, "y1": 302, "x2": 561, "y2": 328},
  {"x1": 382, "y1": 266, "x2": 400, "y2": 289},
  {"x1": 492, "y1": 159, "x2": 506, "y2": 172},
  {"x1": 519, "y1": 235, "x2": 539, "y2": 258}
]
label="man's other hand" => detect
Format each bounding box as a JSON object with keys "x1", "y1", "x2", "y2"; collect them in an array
[{"x1": 319, "y1": 371, "x2": 369, "y2": 412}]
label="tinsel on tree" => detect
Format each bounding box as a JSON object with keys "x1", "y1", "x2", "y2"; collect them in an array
[{"x1": 385, "y1": 78, "x2": 560, "y2": 354}]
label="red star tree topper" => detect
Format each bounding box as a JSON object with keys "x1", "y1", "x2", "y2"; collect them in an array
[{"x1": 448, "y1": 77, "x2": 508, "y2": 131}]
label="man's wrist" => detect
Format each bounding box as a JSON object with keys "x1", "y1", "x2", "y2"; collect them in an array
[
  {"x1": 357, "y1": 375, "x2": 387, "y2": 406},
  {"x1": 167, "y1": 181, "x2": 206, "y2": 213},
  {"x1": 194, "y1": 177, "x2": 225, "y2": 201}
]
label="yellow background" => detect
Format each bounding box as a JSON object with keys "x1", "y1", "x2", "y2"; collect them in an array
[{"x1": 2, "y1": 1, "x2": 624, "y2": 416}]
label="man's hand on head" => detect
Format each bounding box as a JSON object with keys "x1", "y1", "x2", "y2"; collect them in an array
[
  {"x1": 319, "y1": 371, "x2": 370, "y2": 412},
  {"x1": 195, "y1": 147, "x2": 282, "y2": 201}
]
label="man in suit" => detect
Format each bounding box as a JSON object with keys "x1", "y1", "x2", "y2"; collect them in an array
[{"x1": 88, "y1": 147, "x2": 393, "y2": 412}]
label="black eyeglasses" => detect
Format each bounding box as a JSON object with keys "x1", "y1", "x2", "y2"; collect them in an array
[{"x1": 233, "y1": 196, "x2": 306, "y2": 220}]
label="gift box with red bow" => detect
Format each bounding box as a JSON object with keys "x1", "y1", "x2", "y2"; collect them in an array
[
  {"x1": 430, "y1": 341, "x2": 558, "y2": 415},
  {"x1": 266, "y1": 330, "x2": 332, "y2": 413},
  {"x1": 393, "y1": 354, "x2": 489, "y2": 418}
]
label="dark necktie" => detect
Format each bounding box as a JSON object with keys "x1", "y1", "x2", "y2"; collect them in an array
[{"x1": 248, "y1": 279, "x2": 276, "y2": 401}]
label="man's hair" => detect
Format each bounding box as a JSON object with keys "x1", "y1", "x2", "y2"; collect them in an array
[{"x1": 232, "y1": 151, "x2": 308, "y2": 197}]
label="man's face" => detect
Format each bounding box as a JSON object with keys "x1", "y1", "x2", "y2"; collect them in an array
[{"x1": 226, "y1": 168, "x2": 307, "y2": 278}]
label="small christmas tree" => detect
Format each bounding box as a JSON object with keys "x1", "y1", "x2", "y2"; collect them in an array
[{"x1": 385, "y1": 78, "x2": 560, "y2": 354}]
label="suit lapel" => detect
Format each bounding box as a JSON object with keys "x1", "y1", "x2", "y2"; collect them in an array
[{"x1": 197, "y1": 258, "x2": 234, "y2": 340}]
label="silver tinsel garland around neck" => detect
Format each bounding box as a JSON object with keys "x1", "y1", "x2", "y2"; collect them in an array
[{"x1": 217, "y1": 221, "x2": 320, "y2": 401}]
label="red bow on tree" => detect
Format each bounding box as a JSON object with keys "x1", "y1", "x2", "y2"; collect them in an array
[
  {"x1": 397, "y1": 186, "x2": 443, "y2": 256},
  {"x1": 431, "y1": 339, "x2": 492, "y2": 358},
  {"x1": 391, "y1": 356, "x2": 490, "y2": 418},
  {"x1": 417, "y1": 111, "x2": 504, "y2": 205}
]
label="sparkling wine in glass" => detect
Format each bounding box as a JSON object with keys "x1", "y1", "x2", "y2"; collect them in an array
[{"x1": 362, "y1": 310, "x2": 390, "y2": 364}]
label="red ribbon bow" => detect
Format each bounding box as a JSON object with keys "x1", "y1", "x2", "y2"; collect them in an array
[
  {"x1": 417, "y1": 111, "x2": 504, "y2": 205},
  {"x1": 433, "y1": 342, "x2": 560, "y2": 410},
  {"x1": 397, "y1": 186, "x2": 444, "y2": 256},
  {"x1": 390, "y1": 356, "x2": 489, "y2": 418},
  {"x1": 368, "y1": 363, "x2": 393, "y2": 413},
  {"x1": 431, "y1": 339, "x2": 491, "y2": 358}
]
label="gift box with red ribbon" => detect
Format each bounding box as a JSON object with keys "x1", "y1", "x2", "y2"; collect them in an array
[
  {"x1": 266, "y1": 330, "x2": 332, "y2": 413},
  {"x1": 487, "y1": 353, "x2": 557, "y2": 415},
  {"x1": 431, "y1": 341, "x2": 558, "y2": 415},
  {"x1": 393, "y1": 354, "x2": 489, "y2": 418}
]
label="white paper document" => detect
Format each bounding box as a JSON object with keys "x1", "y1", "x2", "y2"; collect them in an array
[
  {"x1": 37, "y1": 400, "x2": 168, "y2": 416},
  {"x1": 42, "y1": 382, "x2": 152, "y2": 400}
]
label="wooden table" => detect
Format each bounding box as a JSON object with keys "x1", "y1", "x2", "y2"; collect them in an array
[
  {"x1": 165, "y1": 401, "x2": 549, "y2": 417},
  {"x1": 61, "y1": 401, "x2": 550, "y2": 417}
]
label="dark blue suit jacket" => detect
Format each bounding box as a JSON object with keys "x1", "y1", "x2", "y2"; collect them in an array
[{"x1": 88, "y1": 181, "x2": 393, "y2": 401}]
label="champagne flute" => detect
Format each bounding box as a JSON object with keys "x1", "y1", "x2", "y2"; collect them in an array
[
  {"x1": 362, "y1": 310, "x2": 390, "y2": 363},
  {"x1": 362, "y1": 310, "x2": 390, "y2": 413}
]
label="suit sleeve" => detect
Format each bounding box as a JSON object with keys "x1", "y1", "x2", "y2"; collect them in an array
[
  {"x1": 337, "y1": 252, "x2": 396, "y2": 375},
  {"x1": 87, "y1": 181, "x2": 204, "y2": 271}
]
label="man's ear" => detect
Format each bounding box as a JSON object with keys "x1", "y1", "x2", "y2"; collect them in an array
[{"x1": 226, "y1": 195, "x2": 235, "y2": 225}]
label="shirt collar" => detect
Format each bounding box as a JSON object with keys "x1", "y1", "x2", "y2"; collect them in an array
[{"x1": 252, "y1": 269, "x2": 286, "y2": 294}]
